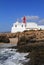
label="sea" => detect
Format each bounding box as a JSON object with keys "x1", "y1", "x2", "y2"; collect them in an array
[{"x1": 0, "y1": 44, "x2": 29, "y2": 65}]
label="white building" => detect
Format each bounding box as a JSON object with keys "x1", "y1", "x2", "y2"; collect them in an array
[
  {"x1": 11, "y1": 17, "x2": 44, "y2": 33},
  {"x1": 11, "y1": 21, "x2": 26, "y2": 33},
  {"x1": 38, "y1": 25, "x2": 44, "y2": 30}
]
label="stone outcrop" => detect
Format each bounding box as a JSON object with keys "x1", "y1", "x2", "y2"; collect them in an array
[
  {"x1": 17, "y1": 30, "x2": 44, "y2": 48},
  {"x1": 17, "y1": 30, "x2": 44, "y2": 65},
  {"x1": 0, "y1": 34, "x2": 10, "y2": 43}
]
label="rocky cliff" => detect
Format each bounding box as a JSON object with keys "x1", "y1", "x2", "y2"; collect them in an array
[{"x1": 17, "y1": 30, "x2": 44, "y2": 65}]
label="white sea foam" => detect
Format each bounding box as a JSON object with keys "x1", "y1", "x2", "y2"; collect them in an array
[{"x1": 0, "y1": 48, "x2": 29, "y2": 65}]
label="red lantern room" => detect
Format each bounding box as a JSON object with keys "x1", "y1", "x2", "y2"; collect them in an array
[{"x1": 23, "y1": 16, "x2": 26, "y2": 24}]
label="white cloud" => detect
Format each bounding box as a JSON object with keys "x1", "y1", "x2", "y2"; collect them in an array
[
  {"x1": 21, "y1": 16, "x2": 44, "y2": 25},
  {"x1": 39, "y1": 19, "x2": 44, "y2": 25},
  {"x1": 26, "y1": 16, "x2": 39, "y2": 20}
]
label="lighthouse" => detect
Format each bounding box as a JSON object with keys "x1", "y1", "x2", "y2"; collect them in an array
[{"x1": 11, "y1": 16, "x2": 44, "y2": 33}]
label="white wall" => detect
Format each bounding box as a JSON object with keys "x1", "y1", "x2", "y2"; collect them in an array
[
  {"x1": 11, "y1": 22, "x2": 44, "y2": 33},
  {"x1": 38, "y1": 25, "x2": 44, "y2": 30},
  {"x1": 11, "y1": 22, "x2": 26, "y2": 33}
]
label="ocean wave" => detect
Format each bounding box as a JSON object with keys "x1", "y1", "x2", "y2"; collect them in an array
[{"x1": 0, "y1": 48, "x2": 29, "y2": 65}]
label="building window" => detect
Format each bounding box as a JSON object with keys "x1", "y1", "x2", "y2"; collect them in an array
[
  {"x1": 22, "y1": 25, "x2": 23, "y2": 27},
  {"x1": 15, "y1": 25, "x2": 17, "y2": 27}
]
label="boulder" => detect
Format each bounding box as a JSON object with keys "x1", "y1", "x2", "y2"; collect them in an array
[{"x1": 0, "y1": 34, "x2": 10, "y2": 43}]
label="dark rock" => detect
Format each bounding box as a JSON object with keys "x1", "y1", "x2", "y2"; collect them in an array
[
  {"x1": 16, "y1": 30, "x2": 44, "y2": 65},
  {"x1": 0, "y1": 34, "x2": 10, "y2": 43},
  {"x1": 29, "y1": 48, "x2": 44, "y2": 65}
]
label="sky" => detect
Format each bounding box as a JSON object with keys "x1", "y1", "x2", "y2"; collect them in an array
[{"x1": 0, "y1": 0, "x2": 44, "y2": 32}]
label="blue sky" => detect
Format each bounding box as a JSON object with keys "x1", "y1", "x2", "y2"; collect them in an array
[{"x1": 0, "y1": 0, "x2": 44, "y2": 32}]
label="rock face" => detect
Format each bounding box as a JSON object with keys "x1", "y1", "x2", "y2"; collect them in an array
[
  {"x1": 17, "y1": 30, "x2": 44, "y2": 48},
  {"x1": 29, "y1": 48, "x2": 44, "y2": 65},
  {"x1": 0, "y1": 34, "x2": 10, "y2": 43},
  {"x1": 17, "y1": 30, "x2": 44, "y2": 53},
  {"x1": 17, "y1": 30, "x2": 44, "y2": 65}
]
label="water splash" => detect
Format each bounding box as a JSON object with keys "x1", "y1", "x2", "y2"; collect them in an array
[{"x1": 0, "y1": 48, "x2": 29, "y2": 65}]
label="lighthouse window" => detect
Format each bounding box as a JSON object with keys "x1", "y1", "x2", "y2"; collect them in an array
[
  {"x1": 22, "y1": 25, "x2": 23, "y2": 27},
  {"x1": 15, "y1": 25, "x2": 17, "y2": 27}
]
